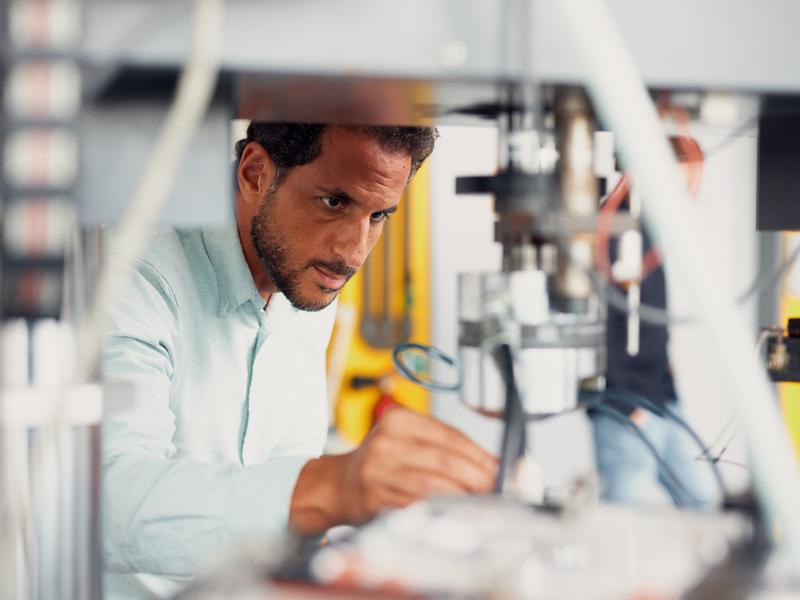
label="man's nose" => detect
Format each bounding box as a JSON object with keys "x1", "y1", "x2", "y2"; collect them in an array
[{"x1": 331, "y1": 218, "x2": 372, "y2": 270}]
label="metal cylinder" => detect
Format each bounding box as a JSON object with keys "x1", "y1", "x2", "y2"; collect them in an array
[
  {"x1": 555, "y1": 90, "x2": 598, "y2": 303},
  {"x1": 458, "y1": 271, "x2": 604, "y2": 417},
  {"x1": 0, "y1": 320, "x2": 103, "y2": 600}
]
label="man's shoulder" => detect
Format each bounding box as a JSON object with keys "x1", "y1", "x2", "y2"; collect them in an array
[
  {"x1": 106, "y1": 227, "x2": 189, "y2": 267},
  {"x1": 138, "y1": 227, "x2": 203, "y2": 270},
  {"x1": 107, "y1": 228, "x2": 211, "y2": 308}
]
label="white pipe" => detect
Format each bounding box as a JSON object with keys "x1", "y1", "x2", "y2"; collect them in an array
[
  {"x1": 76, "y1": 0, "x2": 225, "y2": 382},
  {"x1": 552, "y1": 0, "x2": 800, "y2": 567},
  {"x1": 6, "y1": 2, "x2": 224, "y2": 592}
]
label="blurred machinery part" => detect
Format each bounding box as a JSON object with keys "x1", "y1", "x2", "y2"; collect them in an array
[
  {"x1": 0, "y1": 1, "x2": 103, "y2": 599},
  {"x1": 332, "y1": 171, "x2": 432, "y2": 445},
  {"x1": 360, "y1": 192, "x2": 414, "y2": 348},
  {"x1": 0, "y1": 323, "x2": 103, "y2": 600},
  {"x1": 556, "y1": 0, "x2": 800, "y2": 571},
  {"x1": 2, "y1": 0, "x2": 80, "y2": 319},
  {"x1": 757, "y1": 100, "x2": 800, "y2": 231},
  {"x1": 78, "y1": 73, "x2": 233, "y2": 227},
  {"x1": 0, "y1": 0, "x2": 797, "y2": 597},
  {"x1": 775, "y1": 235, "x2": 800, "y2": 461},
  {"x1": 452, "y1": 89, "x2": 629, "y2": 494},
  {"x1": 83, "y1": 1, "x2": 800, "y2": 101},
  {"x1": 456, "y1": 90, "x2": 608, "y2": 422},
  {"x1": 765, "y1": 321, "x2": 800, "y2": 383},
  {"x1": 308, "y1": 496, "x2": 749, "y2": 599},
  {"x1": 2, "y1": 0, "x2": 225, "y2": 598}
]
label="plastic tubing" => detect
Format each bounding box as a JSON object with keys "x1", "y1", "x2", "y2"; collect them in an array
[
  {"x1": 76, "y1": 0, "x2": 225, "y2": 381},
  {"x1": 552, "y1": 0, "x2": 800, "y2": 568}
]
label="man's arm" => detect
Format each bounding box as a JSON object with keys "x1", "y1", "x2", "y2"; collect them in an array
[
  {"x1": 105, "y1": 259, "x2": 495, "y2": 567},
  {"x1": 103, "y1": 260, "x2": 311, "y2": 576},
  {"x1": 290, "y1": 407, "x2": 498, "y2": 535}
]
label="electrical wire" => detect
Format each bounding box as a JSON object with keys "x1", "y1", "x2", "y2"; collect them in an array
[
  {"x1": 590, "y1": 114, "x2": 793, "y2": 328},
  {"x1": 392, "y1": 342, "x2": 461, "y2": 393},
  {"x1": 393, "y1": 340, "x2": 739, "y2": 499},
  {"x1": 703, "y1": 118, "x2": 759, "y2": 159},
  {"x1": 395, "y1": 346, "x2": 726, "y2": 505},
  {"x1": 705, "y1": 414, "x2": 738, "y2": 454},
  {"x1": 583, "y1": 399, "x2": 696, "y2": 507},
  {"x1": 739, "y1": 243, "x2": 800, "y2": 306},
  {"x1": 637, "y1": 132, "x2": 704, "y2": 279},
  {"x1": 392, "y1": 334, "x2": 525, "y2": 395},
  {"x1": 686, "y1": 400, "x2": 743, "y2": 471},
  {"x1": 588, "y1": 240, "x2": 800, "y2": 326},
  {"x1": 595, "y1": 129, "x2": 704, "y2": 284},
  {"x1": 593, "y1": 389, "x2": 728, "y2": 502},
  {"x1": 594, "y1": 174, "x2": 631, "y2": 279},
  {"x1": 656, "y1": 101, "x2": 705, "y2": 198},
  {"x1": 660, "y1": 402, "x2": 729, "y2": 497},
  {"x1": 490, "y1": 343, "x2": 527, "y2": 494},
  {"x1": 392, "y1": 340, "x2": 527, "y2": 494},
  {"x1": 596, "y1": 99, "x2": 704, "y2": 281},
  {"x1": 703, "y1": 424, "x2": 745, "y2": 471},
  {"x1": 555, "y1": 0, "x2": 800, "y2": 566},
  {"x1": 76, "y1": 0, "x2": 224, "y2": 381},
  {"x1": 394, "y1": 342, "x2": 724, "y2": 503},
  {"x1": 588, "y1": 269, "x2": 683, "y2": 326}
]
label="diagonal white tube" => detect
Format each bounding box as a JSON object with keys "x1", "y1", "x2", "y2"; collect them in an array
[
  {"x1": 9, "y1": 3, "x2": 225, "y2": 594},
  {"x1": 76, "y1": 0, "x2": 225, "y2": 382},
  {"x1": 552, "y1": 0, "x2": 800, "y2": 568}
]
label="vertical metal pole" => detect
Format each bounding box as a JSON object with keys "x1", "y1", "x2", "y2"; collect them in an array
[
  {"x1": 1, "y1": 1, "x2": 102, "y2": 598},
  {"x1": 555, "y1": 90, "x2": 598, "y2": 307}
]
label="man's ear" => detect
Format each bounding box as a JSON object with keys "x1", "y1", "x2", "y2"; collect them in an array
[{"x1": 237, "y1": 141, "x2": 277, "y2": 205}]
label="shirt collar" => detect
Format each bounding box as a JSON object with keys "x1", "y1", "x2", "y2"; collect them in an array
[{"x1": 202, "y1": 226, "x2": 263, "y2": 316}]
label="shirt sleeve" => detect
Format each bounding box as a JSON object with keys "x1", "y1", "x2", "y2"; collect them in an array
[{"x1": 102, "y1": 259, "x2": 310, "y2": 576}]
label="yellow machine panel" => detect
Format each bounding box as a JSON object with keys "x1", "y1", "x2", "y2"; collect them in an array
[
  {"x1": 780, "y1": 232, "x2": 800, "y2": 459},
  {"x1": 327, "y1": 165, "x2": 431, "y2": 444}
]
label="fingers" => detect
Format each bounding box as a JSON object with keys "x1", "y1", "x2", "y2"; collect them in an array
[
  {"x1": 380, "y1": 407, "x2": 498, "y2": 476},
  {"x1": 369, "y1": 408, "x2": 498, "y2": 494},
  {"x1": 342, "y1": 407, "x2": 500, "y2": 525},
  {"x1": 388, "y1": 439, "x2": 495, "y2": 493},
  {"x1": 358, "y1": 464, "x2": 464, "y2": 517}
]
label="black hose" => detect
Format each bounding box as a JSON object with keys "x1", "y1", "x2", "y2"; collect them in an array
[
  {"x1": 490, "y1": 343, "x2": 527, "y2": 494},
  {"x1": 583, "y1": 399, "x2": 697, "y2": 507},
  {"x1": 391, "y1": 342, "x2": 461, "y2": 393},
  {"x1": 595, "y1": 389, "x2": 729, "y2": 502}
]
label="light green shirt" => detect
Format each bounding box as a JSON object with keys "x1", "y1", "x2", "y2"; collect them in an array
[{"x1": 102, "y1": 227, "x2": 336, "y2": 599}]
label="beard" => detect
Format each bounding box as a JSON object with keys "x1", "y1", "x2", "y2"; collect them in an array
[{"x1": 250, "y1": 197, "x2": 356, "y2": 312}]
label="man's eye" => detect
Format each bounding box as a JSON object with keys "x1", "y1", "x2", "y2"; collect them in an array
[
  {"x1": 321, "y1": 197, "x2": 344, "y2": 209},
  {"x1": 371, "y1": 211, "x2": 392, "y2": 223}
]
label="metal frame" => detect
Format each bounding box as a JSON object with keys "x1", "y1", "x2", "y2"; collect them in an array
[{"x1": 83, "y1": 0, "x2": 800, "y2": 96}]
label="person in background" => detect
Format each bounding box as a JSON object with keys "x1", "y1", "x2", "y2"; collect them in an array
[{"x1": 589, "y1": 135, "x2": 717, "y2": 510}]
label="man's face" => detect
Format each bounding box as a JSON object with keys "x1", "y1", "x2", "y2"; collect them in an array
[{"x1": 250, "y1": 128, "x2": 411, "y2": 311}]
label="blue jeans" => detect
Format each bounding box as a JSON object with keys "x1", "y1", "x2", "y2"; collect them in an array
[{"x1": 589, "y1": 401, "x2": 718, "y2": 510}]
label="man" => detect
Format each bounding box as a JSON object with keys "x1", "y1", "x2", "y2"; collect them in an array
[
  {"x1": 590, "y1": 135, "x2": 715, "y2": 509},
  {"x1": 102, "y1": 123, "x2": 498, "y2": 598}
]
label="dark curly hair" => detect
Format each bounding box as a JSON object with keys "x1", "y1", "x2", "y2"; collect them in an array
[{"x1": 234, "y1": 122, "x2": 438, "y2": 190}]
